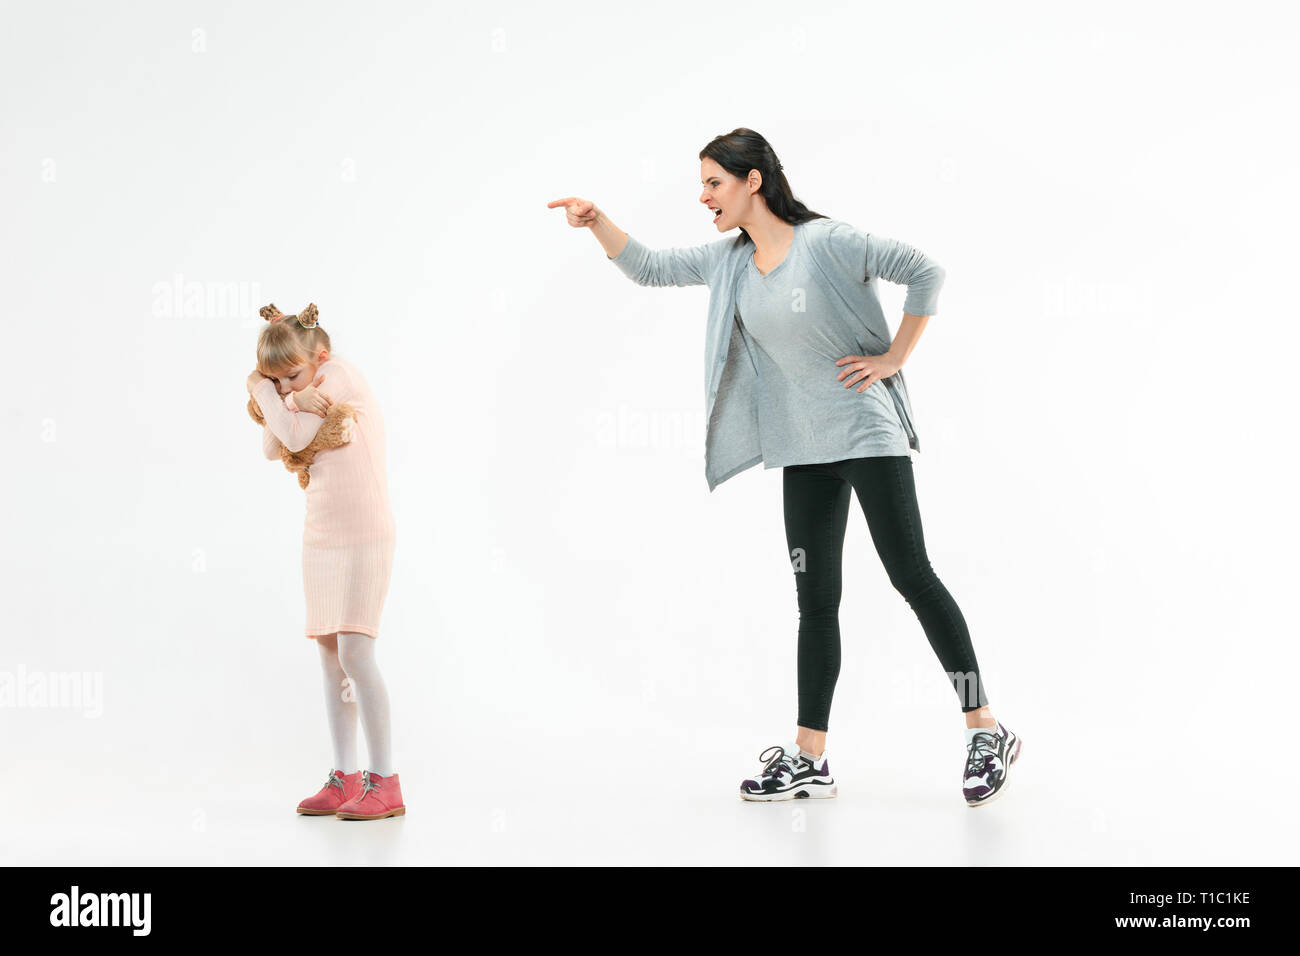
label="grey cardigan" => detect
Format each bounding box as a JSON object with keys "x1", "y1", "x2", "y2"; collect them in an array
[{"x1": 608, "y1": 216, "x2": 945, "y2": 491}]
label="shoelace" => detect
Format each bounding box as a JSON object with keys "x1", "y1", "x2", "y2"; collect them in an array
[
  {"x1": 757, "y1": 745, "x2": 796, "y2": 780},
  {"x1": 965, "y1": 730, "x2": 1001, "y2": 776},
  {"x1": 324, "y1": 771, "x2": 345, "y2": 792},
  {"x1": 358, "y1": 771, "x2": 382, "y2": 799}
]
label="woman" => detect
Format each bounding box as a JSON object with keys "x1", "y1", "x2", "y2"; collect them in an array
[{"x1": 548, "y1": 128, "x2": 1021, "y2": 807}]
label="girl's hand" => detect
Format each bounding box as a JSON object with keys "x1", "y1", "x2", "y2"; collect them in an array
[
  {"x1": 547, "y1": 196, "x2": 600, "y2": 228},
  {"x1": 246, "y1": 369, "x2": 268, "y2": 393},
  {"x1": 836, "y1": 352, "x2": 902, "y2": 392},
  {"x1": 293, "y1": 373, "x2": 333, "y2": 417}
]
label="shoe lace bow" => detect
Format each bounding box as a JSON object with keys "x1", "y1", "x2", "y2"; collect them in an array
[{"x1": 758, "y1": 745, "x2": 796, "y2": 779}]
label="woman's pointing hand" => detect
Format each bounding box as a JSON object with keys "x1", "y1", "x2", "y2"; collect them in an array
[{"x1": 547, "y1": 196, "x2": 600, "y2": 228}]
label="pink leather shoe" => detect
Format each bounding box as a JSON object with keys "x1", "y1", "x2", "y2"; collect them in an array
[
  {"x1": 296, "y1": 769, "x2": 362, "y2": 815},
  {"x1": 335, "y1": 770, "x2": 406, "y2": 820}
]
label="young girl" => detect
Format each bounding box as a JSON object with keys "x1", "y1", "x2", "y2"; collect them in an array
[{"x1": 245, "y1": 302, "x2": 405, "y2": 821}]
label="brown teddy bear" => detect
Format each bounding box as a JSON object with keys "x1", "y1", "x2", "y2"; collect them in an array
[{"x1": 247, "y1": 392, "x2": 357, "y2": 489}]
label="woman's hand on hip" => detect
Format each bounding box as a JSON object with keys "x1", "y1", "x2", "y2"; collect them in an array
[{"x1": 835, "y1": 352, "x2": 902, "y2": 392}]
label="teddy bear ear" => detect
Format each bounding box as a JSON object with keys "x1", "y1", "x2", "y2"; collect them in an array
[
  {"x1": 297, "y1": 303, "x2": 319, "y2": 328},
  {"x1": 259, "y1": 303, "x2": 283, "y2": 322}
]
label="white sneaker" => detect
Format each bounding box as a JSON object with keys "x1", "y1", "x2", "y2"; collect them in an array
[
  {"x1": 963, "y1": 720, "x2": 1023, "y2": 807},
  {"x1": 739, "y1": 743, "x2": 837, "y2": 801}
]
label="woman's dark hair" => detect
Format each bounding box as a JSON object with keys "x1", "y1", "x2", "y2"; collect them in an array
[{"x1": 699, "y1": 128, "x2": 827, "y2": 246}]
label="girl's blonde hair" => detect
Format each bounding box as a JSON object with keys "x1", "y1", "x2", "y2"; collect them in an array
[{"x1": 256, "y1": 303, "x2": 332, "y2": 376}]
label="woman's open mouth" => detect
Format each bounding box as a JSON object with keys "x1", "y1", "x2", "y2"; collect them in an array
[{"x1": 711, "y1": 207, "x2": 722, "y2": 221}]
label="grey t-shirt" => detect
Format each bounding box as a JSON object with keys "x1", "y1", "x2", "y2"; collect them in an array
[{"x1": 734, "y1": 223, "x2": 911, "y2": 466}]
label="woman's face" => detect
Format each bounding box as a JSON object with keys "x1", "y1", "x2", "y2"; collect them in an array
[{"x1": 699, "y1": 157, "x2": 752, "y2": 232}]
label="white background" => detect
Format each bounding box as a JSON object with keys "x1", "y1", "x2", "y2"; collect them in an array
[{"x1": 2, "y1": 0, "x2": 1297, "y2": 865}]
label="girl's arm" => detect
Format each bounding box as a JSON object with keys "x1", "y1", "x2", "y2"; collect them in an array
[
  {"x1": 307, "y1": 362, "x2": 366, "y2": 419},
  {"x1": 261, "y1": 423, "x2": 282, "y2": 460},
  {"x1": 250, "y1": 378, "x2": 328, "y2": 453}
]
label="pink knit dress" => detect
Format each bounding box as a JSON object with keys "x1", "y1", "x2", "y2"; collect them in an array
[{"x1": 252, "y1": 355, "x2": 396, "y2": 640}]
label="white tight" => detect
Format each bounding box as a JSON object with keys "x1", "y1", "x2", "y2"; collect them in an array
[{"x1": 315, "y1": 632, "x2": 393, "y2": 777}]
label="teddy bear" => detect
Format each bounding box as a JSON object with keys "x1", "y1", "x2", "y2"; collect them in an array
[{"x1": 247, "y1": 389, "x2": 357, "y2": 490}]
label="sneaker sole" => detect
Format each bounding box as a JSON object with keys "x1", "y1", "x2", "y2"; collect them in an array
[
  {"x1": 296, "y1": 806, "x2": 345, "y2": 815},
  {"x1": 740, "y1": 783, "x2": 838, "y2": 802},
  {"x1": 965, "y1": 733, "x2": 1022, "y2": 808},
  {"x1": 335, "y1": 806, "x2": 406, "y2": 820}
]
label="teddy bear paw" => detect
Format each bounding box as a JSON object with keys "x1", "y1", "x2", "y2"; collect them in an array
[{"x1": 339, "y1": 416, "x2": 356, "y2": 442}]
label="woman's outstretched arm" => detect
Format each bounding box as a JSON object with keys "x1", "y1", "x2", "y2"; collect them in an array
[
  {"x1": 583, "y1": 205, "x2": 630, "y2": 259},
  {"x1": 548, "y1": 196, "x2": 627, "y2": 257},
  {"x1": 548, "y1": 196, "x2": 713, "y2": 287}
]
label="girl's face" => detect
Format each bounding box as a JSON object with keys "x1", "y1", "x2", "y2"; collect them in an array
[
  {"x1": 269, "y1": 351, "x2": 328, "y2": 395},
  {"x1": 699, "y1": 156, "x2": 754, "y2": 231}
]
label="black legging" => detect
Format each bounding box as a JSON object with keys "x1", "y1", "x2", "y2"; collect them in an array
[{"x1": 783, "y1": 455, "x2": 989, "y2": 732}]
